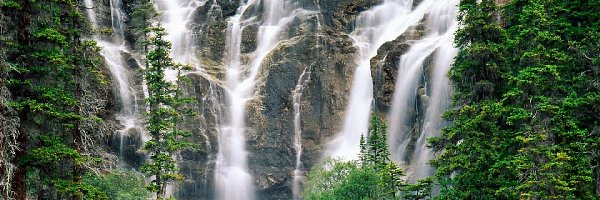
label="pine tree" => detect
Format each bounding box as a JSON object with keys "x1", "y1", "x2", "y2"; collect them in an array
[
  {"x1": 140, "y1": 26, "x2": 194, "y2": 200},
  {"x1": 361, "y1": 116, "x2": 404, "y2": 198},
  {"x1": 431, "y1": 0, "x2": 600, "y2": 199},
  {"x1": 0, "y1": 0, "x2": 109, "y2": 199}
]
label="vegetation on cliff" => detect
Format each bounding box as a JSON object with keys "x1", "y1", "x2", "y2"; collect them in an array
[
  {"x1": 0, "y1": 0, "x2": 110, "y2": 199},
  {"x1": 0, "y1": 0, "x2": 195, "y2": 199}
]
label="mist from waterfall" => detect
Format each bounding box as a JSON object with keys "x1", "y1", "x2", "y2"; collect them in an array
[
  {"x1": 83, "y1": 0, "x2": 143, "y2": 157},
  {"x1": 216, "y1": 0, "x2": 297, "y2": 199}
]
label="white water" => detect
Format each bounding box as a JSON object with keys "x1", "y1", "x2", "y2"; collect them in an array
[
  {"x1": 327, "y1": 0, "x2": 459, "y2": 182},
  {"x1": 327, "y1": 0, "x2": 435, "y2": 160},
  {"x1": 216, "y1": 0, "x2": 299, "y2": 199},
  {"x1": 215, "y1": 2, "x2": 254, "y2": 199},
  {"x1": 387, "y1": 0, "x2": 458, "y2": 173},
  {"x1": 292, "y1": 66, "x2": 311, "y2": 200},
  {"x1": 153, "y1": 0, "x2": 206, "y2": 81},
  {"x1": 83, "y1": 0, "x2": 142, "y2": 157},
  {"x1": 401, "y1": 1, "x2": 459, "y2": 180},
  {"x1": 152, "y1": 0, "x2": 206, "y2": 197}
]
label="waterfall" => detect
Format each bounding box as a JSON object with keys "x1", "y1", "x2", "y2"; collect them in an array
[
  {"x1": 215, "y1": 2, "x2": 254, "y2": 199},
  {"x1": 152, "y1": 0, "x2": 205, "y2": 197},
  {"x1": 393, "y1": 0, "x2": 459, "y2": 181},
  {"x1": 292, "y1": 66, "x2": 312, "y2": 200},
  {"x1": 153, "y1": 0, "x2": 206, "y2": 81},
  {"x1": 216, "y1": 0, "x2": 298, "y2": 199},
  {"x1": 327, "y1": 0, "x2": 459, "y2": 181},
  {"x1": 85, "y1": 0, "x2": 460, "y2": 197},
  {"x1": 326, "y1": 0, "x2": 432, "y2": 160},
  {"x1": 83, "y1": 0, "x2": 142, "y2": 158}
]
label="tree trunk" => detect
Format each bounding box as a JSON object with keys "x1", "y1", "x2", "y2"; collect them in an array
[
  {"x1": 11, "y1": 110, "x2": 28, "y2": 200},
  {"x1": 73, "y1": 52, "x2": 83, "y2": 200},
  {"x1": 10, "y1": 1, "x2": 33, "y2": 199}
]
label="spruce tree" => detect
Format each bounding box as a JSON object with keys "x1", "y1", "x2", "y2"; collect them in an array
[
  {"x1": 0, "y1": 0, "x2": 108, "y2": 199},
  {"x1": 431, "y1": 0, "x2": 600, "y2": 199},
  {"x1": 140, "y1": 26, "x2": 194, "y2": 199},
  {"x1": 361, "y1": 116, "x2": 404, "y2": 198}
]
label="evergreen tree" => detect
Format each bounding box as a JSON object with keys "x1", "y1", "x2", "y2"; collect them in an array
[
  {"x1": 0, "y1": 0, "x2": 109, "y2": 199},
  {"x1": 360, "y1": 116, "x2": 404, "y2": 198},
  {"x1": 129, "y1": 0, "x2": 157, "y2": 53},
  {"x1": 400, "y1": 177, "x2": 433, "y2": 200},
  {"x1": 140, "y1": 26, "x2": 194, "y2": 199},
  {"x1": 431, "y1": 0, "x2": 600, "y2": 199},
  {"x1": 307, "y1": 116, "x2": 404, "y2": 199},
  {"x1": 361, "y1": 116, "x2": 392, "y2": 170}
]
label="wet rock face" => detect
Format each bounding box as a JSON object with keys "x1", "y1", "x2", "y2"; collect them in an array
[
  {"x1": 319, "y1": 0, "x2": 378, "y2": 32},
  {"x1": 194, "y1": 0, "x2": 241, "y2": 64},
  {"x1": 173, "y1": 0, "x2": 376, "y2": 199},
  {"x1": 112, "y1": 0, "x2": 425, "y2": 199},
  {"x1": 175, "y1": 73, "x2": 225, "y2": 200},
  {"x1": 244, "y1": 11, "x2": 357, "y2": 198},
  {"x1": 372, "y1": 19, "x2": 427, "y2": 113}
]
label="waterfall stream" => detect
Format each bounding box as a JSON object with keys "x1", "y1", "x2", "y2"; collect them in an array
[
  {"x1": 217, "y1": 0, "x2": 299, "y2": 199},
  {"x1": 83, "y1": 0, "x2": 143, "y2": 159},
  {"x1": 396, "y1": 1, "x2": 459, "y2": 180},
  {"x1": 327, "y1": 0, "x2": 431, "y2": 160},
  {"x1": 216, "y1": 2, "x2": 255, "y2": 199},
  {"x1": 328, "y1": 0, "x2": 459, "y2": 180},
  {"x1": 292, "y1": 66, "x2": 312, "y2": 200},
  {"x1": 154, "y1": 0, "x2": 206, "y2": 81}
]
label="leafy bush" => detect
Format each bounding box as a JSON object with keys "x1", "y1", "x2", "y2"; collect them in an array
[
  {"x1": 302, "y1": 159, "x2": 382, "y2": 200},
  {"x1": 84, "y1": 170, "x2": 151, "y2": 200}
]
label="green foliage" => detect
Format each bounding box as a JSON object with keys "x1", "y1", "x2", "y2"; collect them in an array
[
  {"x1": 1, "y1": 0, "x2": 107, "y2": 199},
  {"x1": 361, "y1": 116, "x2": 392, "y2": 170},
  {"x1": 129, "y1": 0, "x2": 158, "y2": 52},
  {"x1": 140, "y1": 26, "x2": 195, "y2": 199},
  {"x1": 21, "y1": 135, "x2": 83, "y2": 166},
  {"x1": 303, "y1": 159, "x2": 382, "y2": 200},
  {"x1": 83, "y1": 171, "x2": 152, "y2": 200},
  {"x1": 432, "y1": 0, "x2": 600, "y2": 199},
  {"x1": 360, "y1": 116, "x2": 404, "y2": 198},
  {"x1": 401, "y1": 177, "x2": 433, "y2": 200},
  {"x1": 305, "y1": 116, "x2": 408, "y2": 199}
]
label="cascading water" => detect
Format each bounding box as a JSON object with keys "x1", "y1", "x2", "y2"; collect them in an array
[
  {"x1": 396, "y1": 1, "x2": 459, "y2": 180},
  {"x1": 292, "y1": 66, "x2": 312, "y2": 200},
  {"x1": 327, "y1": 0, "x2": 459, "y2": 181},
  {"x1": 215, "y1": 2, "x2": 254, "y2": 199},
  {"x1": 153, "y1": 0, "x2": 206, "y2": 80},
  {"x1": 327, "y1": 0, "x2": 435, "y2": 160},
  {"x1": 83, "y1": 0, "x2": 142, "y2": 158},
  {"x1": 216, "y1": 0, "x2": 298, "y2": 199},
  {"x1": 85, "y1": 0, "x2": 459, "y2": 197},
  {"x1": 152, "y1": 0, "x2": 205, "y2": 197}
]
